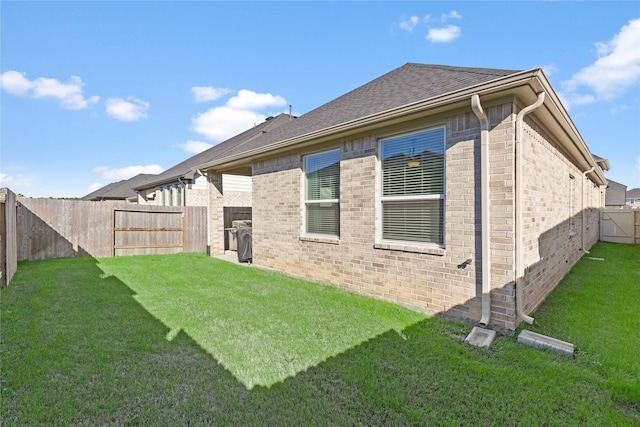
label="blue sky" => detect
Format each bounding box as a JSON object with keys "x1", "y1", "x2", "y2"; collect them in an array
[{"x1": 1, "y1": 1, "x2": 639, "y2": 198}]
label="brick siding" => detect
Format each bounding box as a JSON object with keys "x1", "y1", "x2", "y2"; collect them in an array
[{"x1": 248, "y1": 101, "x2": 602, "y2": 329}]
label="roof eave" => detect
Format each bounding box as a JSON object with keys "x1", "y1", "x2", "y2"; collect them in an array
[
  {"x1": 196, "y1": 68, "x2": 607, "y2": 186},
  {"x1": 133, "y1": 174, "x2": 185, "y2": 191},
  {"x1": 531, "y1": 70, "x2": 607, "y2": 185},
  {"x1": 196, "y1": 69, "x2": 541, "y2": 172}
]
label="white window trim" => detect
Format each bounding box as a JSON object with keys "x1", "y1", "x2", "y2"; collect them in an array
[
  {"x1": 302, "y1": 149, "x2": 341, "y2": 239},
  {"x1": 376, "y1": 126, "x2": 446, "y2": 249}
]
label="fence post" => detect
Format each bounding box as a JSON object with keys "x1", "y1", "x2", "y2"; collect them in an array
[{"x1": 1, "y1": 188, "x2": 18, "y2": 287}]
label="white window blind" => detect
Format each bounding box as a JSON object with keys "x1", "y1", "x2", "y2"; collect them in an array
[
  {"x1": 381, "y1": 127, "x2": 445, "y2": 245},
  {"x1": 304, "y1": 150, "x2": 340, "y2": 236}
]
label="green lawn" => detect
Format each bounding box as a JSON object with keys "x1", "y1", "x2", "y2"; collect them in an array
[{"x1": 1, "y1": 242, "x2": 638, "y2": 425}]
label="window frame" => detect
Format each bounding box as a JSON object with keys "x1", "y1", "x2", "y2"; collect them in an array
[
  {"x1": 302, "y1": 148, "x2": 341, "y2": 238},
  {"x1": 377, "y1": 126, "x2": 446, "y2": 248}
]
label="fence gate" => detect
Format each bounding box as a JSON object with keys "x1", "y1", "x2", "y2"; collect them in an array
[
  {"x1": 600, "y1": 208, "x2": 639, "y2": 245},
  {"x1": 113, "y1": 209, "x2": 185, "y2": 256}
]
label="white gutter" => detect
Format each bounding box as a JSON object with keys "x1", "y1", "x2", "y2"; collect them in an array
[
  {"x1": 515, "y1": 92, "x2": 546, "y2": 325},
  {"x1": 581, "y1": 167, "x2": 595, "y2": 254},
  {"x1": 470, "y1": 94, "x2": 492, "y2": 326}
]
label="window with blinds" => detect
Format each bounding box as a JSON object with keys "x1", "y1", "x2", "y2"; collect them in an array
[
  {"x1": 380, "y1": 127, "x2": 445, "y2": 245},
  {"x1": 304, "y1": 149, "x2": 340, "y2": 236}
]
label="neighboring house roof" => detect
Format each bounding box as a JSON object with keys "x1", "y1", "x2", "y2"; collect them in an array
[
  {"x1": 592, "y1": 154, "x2": 611, "y2": 172},
  {"x1": 195, "y1": 63, "x2": 607, "y2": 186},
  {"x1": 135, "y1": 113, "x2": 295, "y2": 191},
  {"x1": 82, "y1": 174, "x2": 158, "y2": 201},
  {"x1": 627, "y1": 188, "x2": 640, "y2": 199},
  {"x1": 605, "y1": 179, "x2": 627, "y2": 206}
]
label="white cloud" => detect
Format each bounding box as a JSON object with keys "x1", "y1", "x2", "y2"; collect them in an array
[
  {"x1": 562, "y1": 18, "x2": 640, "y2": 102},
  {"x1": 180, "y1": 140, "x2": 213, "y2": 154},
  {"x1": 192, "y1": 106, "x2": 267, "y2": 142},
  {"x1": 88, "y1": 182, "x2": 104, "y2": 192},
  {"x1": 93, "y1": 164, "x2": 163, "y2": 181},
  {"x1": 441, "y1": 10, "x2": 462, "y2": 21},
  {"x1": 426, "y1": 25, "x2": 461, "y2": 43},
  {"x1": 191, "y1": 86, "x2": 232, "y2": 103},
  {"x1": 0, "y1": 70, "x2": 33, "y2": 95},
  {"x1": 226, "y1": 89, "x2": 287, "y2": 110},
  {"x1": 0, "y1": 172, "x2": 34, "y2": 189},
  {"x1": 399, "y1": 16, "x2": 419, "y2": 32},
  {"x1": 191, "y1": 89, "x2": 288, "y2": 142},
  {"x1": 0, "y1": 70, "x2": 99, "y2": 110},
  {"x1": 541, "y1": 64, "x2": 558, "y2": 77},
  {"x1": 558, "y1": 92, "x2": 596, "y2": 111},
  {"x1": 105, "y1": 97, "x2": 149, "y2": 121}
]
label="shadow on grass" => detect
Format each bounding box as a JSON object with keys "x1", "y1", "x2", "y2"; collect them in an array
[{"x1": 3, "y1": 253, "x2": 636, "y2": 425}]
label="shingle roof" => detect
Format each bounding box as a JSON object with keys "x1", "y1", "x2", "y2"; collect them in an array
[
  {"x1": 592, "y1": 154, "x2": 611, "y2": 171},
  {"x1": 81, "y1": 181, "x2": 120, "y2": 201},
  {"x1": 136, "y1": 113, "x2": 295, "y2": 190},
  {"x1": 202, "y1": 63, "x2": 521, "y2": 165},
  {"x1": 82, "y1": 174, "x2": 157, "y2": 201},
  {"x1": 627, "y1": 188, "x2": 640, "y2": 198}
]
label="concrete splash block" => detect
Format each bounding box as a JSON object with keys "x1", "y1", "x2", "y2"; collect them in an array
[
  {"x1": 517, "y1": 330, "x2": 574, "y2": 356},
  {"x1": 465, "y1": 326, "x2": 497, "y2": 348}
]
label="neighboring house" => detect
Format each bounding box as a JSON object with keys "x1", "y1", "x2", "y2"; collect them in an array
[
  {"x1": 604, "y1": 179, "x2": 627, "y2": 206},
  {"x1": 135, "y1": 114, "x2": 294, "y2": 207},
  {"x1": 195, "y1": 63, "x2": 607, "y2": 330},
  {"x1": 82, "y1": 174, "x2": 158, "y2": 203},
  {"x1": 591, "y1": 154, "x2": 610, "y2": 174},
  {"x1": 627, "y1": 188, "x2": 640, "y2": 206}
]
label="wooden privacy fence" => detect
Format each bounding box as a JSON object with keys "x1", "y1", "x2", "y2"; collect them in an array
[
  {"x1": 16, "y1": 198, "x2": 207, "y2": 261},
  {"x1": 113, "y1": 209, "x2": 186, "y2": 256},
  {"x1": 600, "y1": 208, "x2": 640, "y2": 245},
  {"x1": 1, "y1": 188, "x2": 18, "y2": 287}
]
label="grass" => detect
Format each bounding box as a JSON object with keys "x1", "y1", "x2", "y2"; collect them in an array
[
  {"x1": 1, "y1": 242, "x2": 638, "y2": 425},
  {"x1": 96, "y1": 253, "x2": 426, "y2": 389},
  {"x1": 524, "y1": 242, "x2": 640, "y2": 413}
]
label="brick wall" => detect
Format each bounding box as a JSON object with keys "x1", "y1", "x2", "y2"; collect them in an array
[
  {"x1": 253, "y1": 105, "x2": 520, "y2": 327},
  {"x1": 186, "y1": 188, "x2": 208, "y2": 207},
  {"x1": 250, "y1": 101, "x2": 599, "y2": 329},
  {"x1": 519, "y1": 115, "x2": 602, "y2": 319}
]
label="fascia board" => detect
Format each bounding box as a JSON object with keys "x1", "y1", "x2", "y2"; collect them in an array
[
  {"x1": 197, "y1": 68, "x2": 602, "y2": 182},
  {"x1": 532, "y1": 72, "x2": 607, "y2": 185}
]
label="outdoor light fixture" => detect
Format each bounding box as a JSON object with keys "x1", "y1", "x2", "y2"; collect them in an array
[
  {"x1": 407, "y1": 157, "x2": 420, "y2": 167},
  {"x1": 407, "y1": 148, "x2": 420, "y2": 167}
]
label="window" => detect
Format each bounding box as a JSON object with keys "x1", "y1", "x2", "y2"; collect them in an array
[
  {"x1": 380, "y1": 127, "x2": 445, "y2": 245},
  {"x1": 304, "y1": 149, "x2": 340, "y2": 236}
]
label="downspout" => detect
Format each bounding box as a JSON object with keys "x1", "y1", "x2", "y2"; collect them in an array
[
  {"x1": 205, "y1": 171, "x2": 212, "y2": 256},
  {"x1": 470, "y1": 94, "x2": 491, "y2": 326},
  {"x1": 515, "y1": 92, "x2": 545, "y2": 325},
  {"x1": 581, "y1": 167, "x2": 595, "y2": 254}
]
